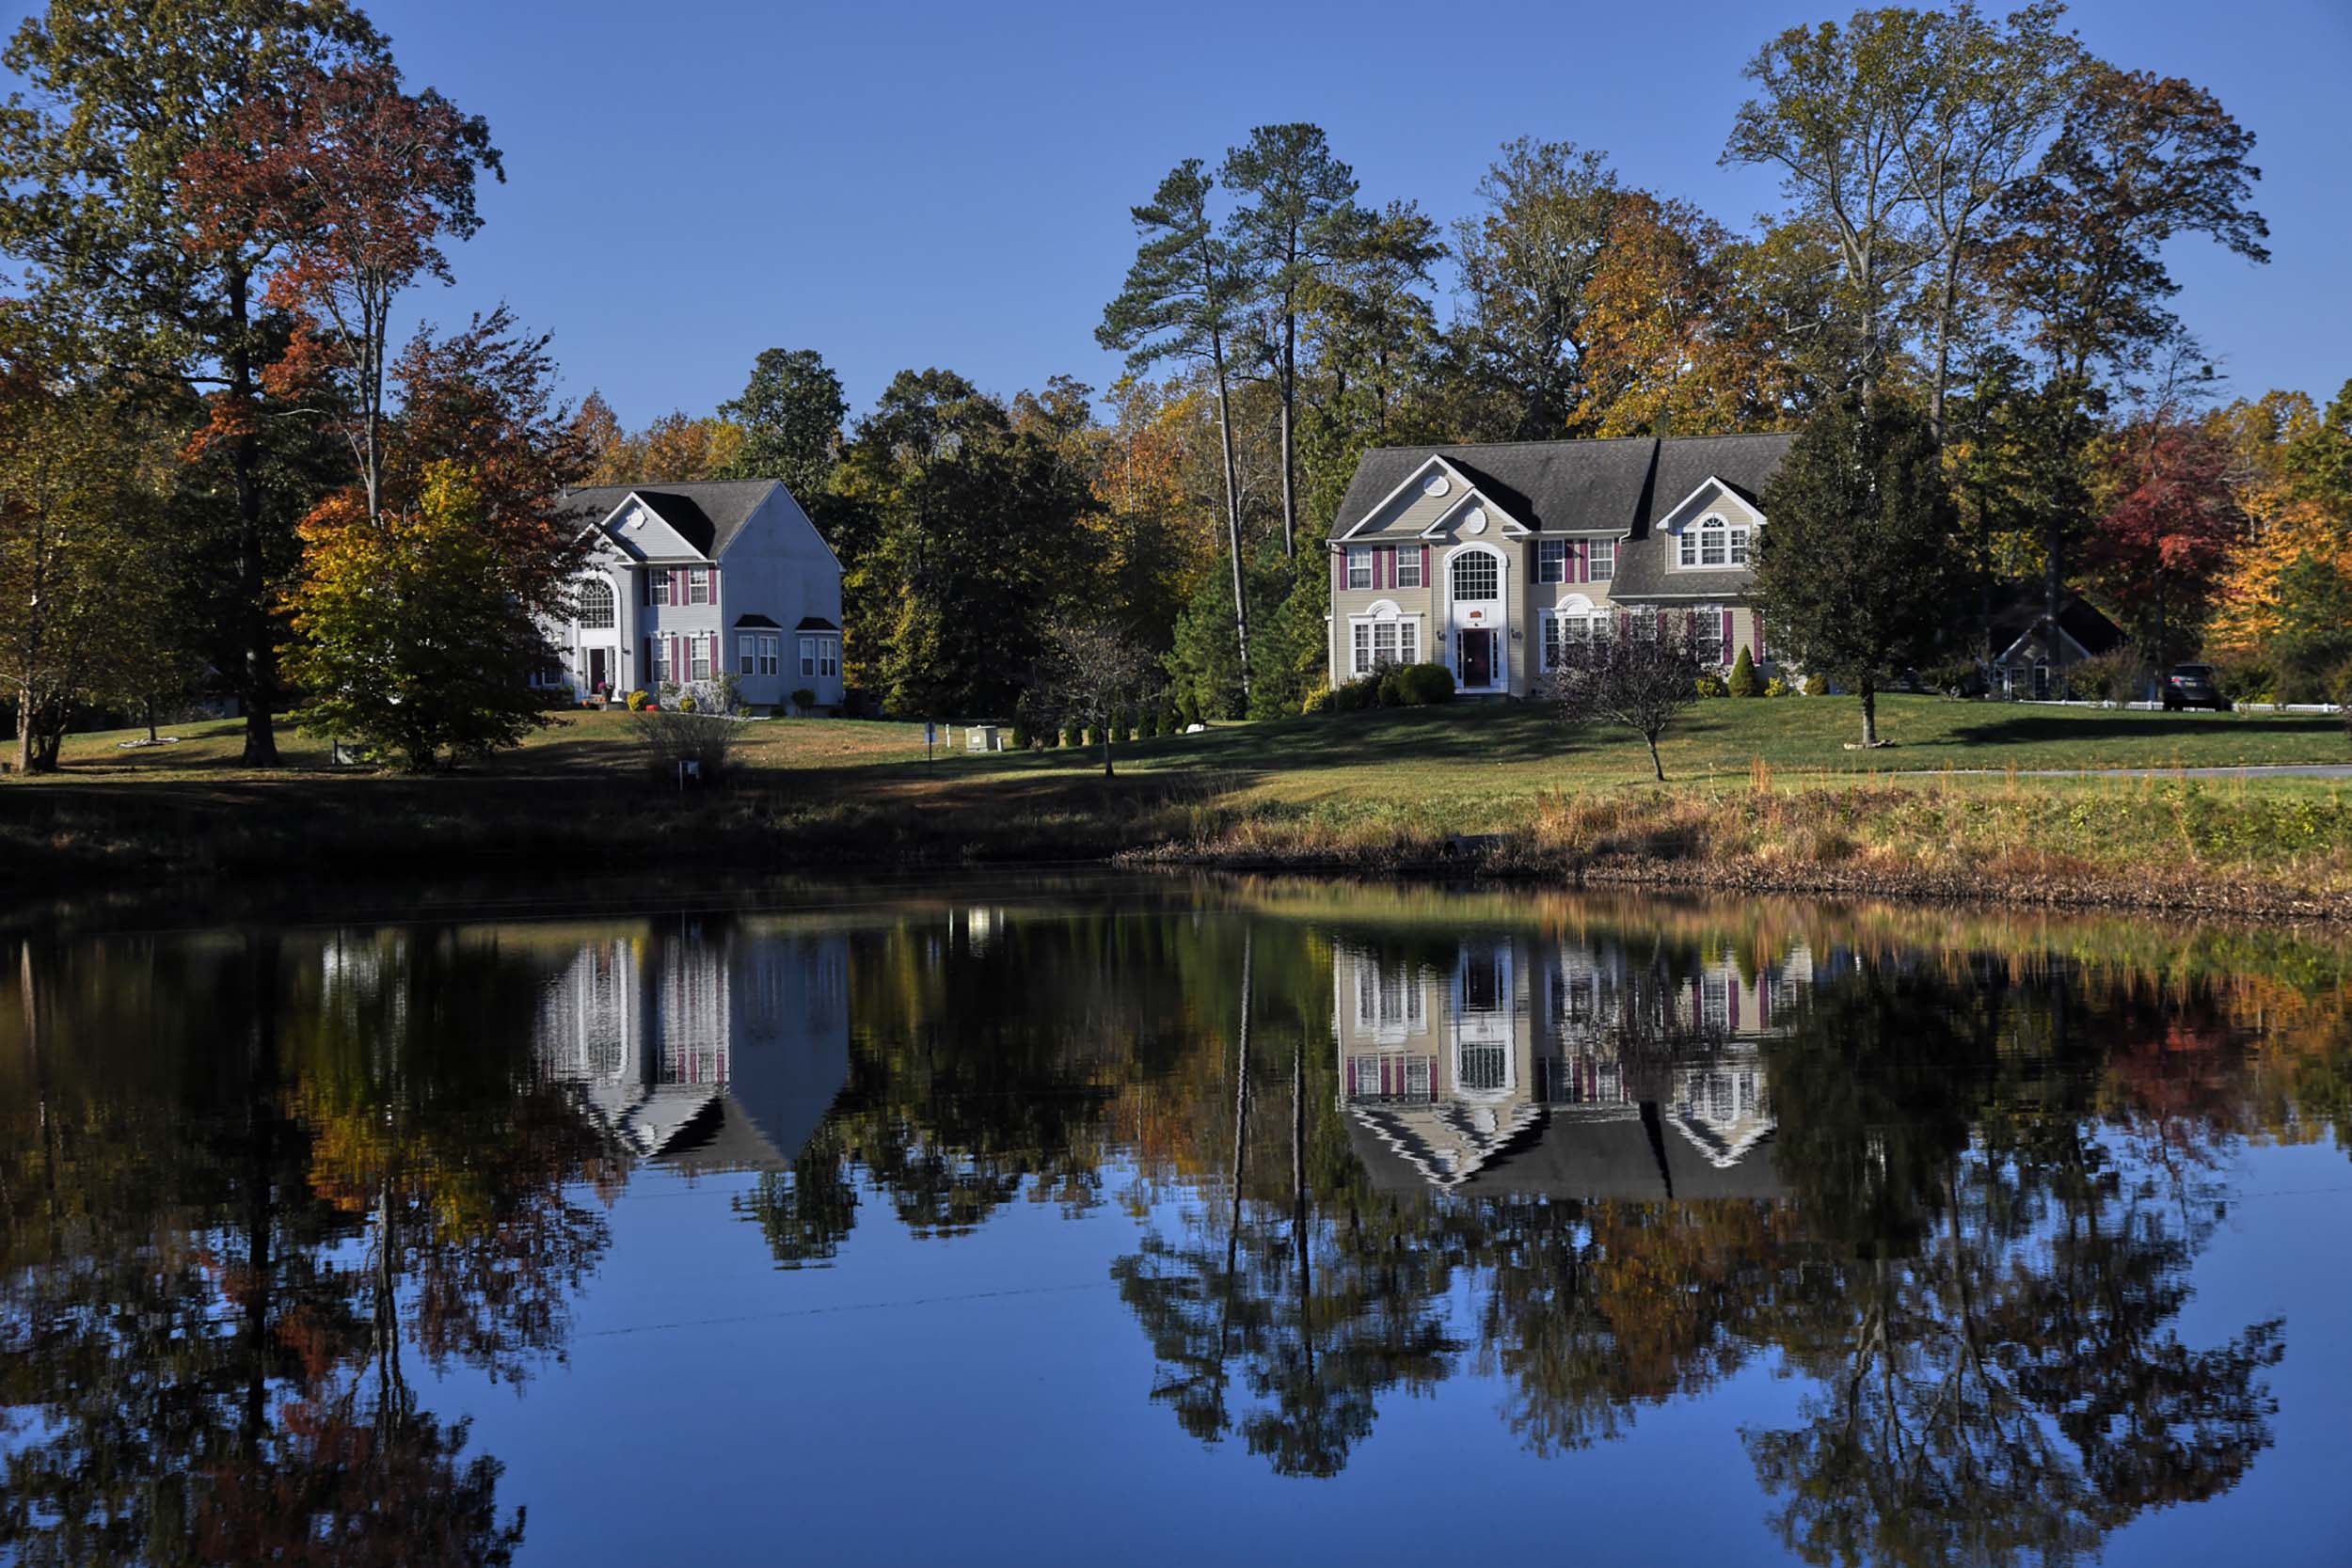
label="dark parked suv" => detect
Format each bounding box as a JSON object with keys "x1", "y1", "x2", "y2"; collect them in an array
[{"x1": 2162, "y1": 663, "x2": 2230, "y2": 711}]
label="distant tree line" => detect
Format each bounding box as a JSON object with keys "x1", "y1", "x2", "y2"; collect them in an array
[{"x1": 0, "y1": 1, "x2": 2344, "y2": 776}]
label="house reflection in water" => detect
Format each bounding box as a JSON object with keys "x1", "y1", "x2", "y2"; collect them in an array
[
  {"x1": 1334, "y1": 934, "x2": 1804, "y2": 1199},
  {"x1": 533, "y1": 921, "x2": 850, "y2": 1172}
]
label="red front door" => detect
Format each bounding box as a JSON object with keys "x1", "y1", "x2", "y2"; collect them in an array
[{"x1": 1461, "y1": 628, "x2": 1494, "y2": 689}]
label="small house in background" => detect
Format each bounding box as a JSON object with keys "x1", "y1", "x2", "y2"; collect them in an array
[
  {"x1": 1963, "y1": 584, "x2": 2127, "y2": 699},
  {"x1": 538, "y1": 480, "x2": 844, "y2": 714}
]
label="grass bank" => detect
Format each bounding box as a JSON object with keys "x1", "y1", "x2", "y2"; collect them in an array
[{"x1": 6, "y1": 698, "x2": 2348, "y2": 917}]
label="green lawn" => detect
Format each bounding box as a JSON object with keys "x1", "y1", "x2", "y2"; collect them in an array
[{"x1": 37, "y1": 695, "x2": 2348, "y2": 803}]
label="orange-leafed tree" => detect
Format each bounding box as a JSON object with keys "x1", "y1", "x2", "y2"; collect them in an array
[{"x1": 182, "y1": 59, "x2": 501, "y2": 523}]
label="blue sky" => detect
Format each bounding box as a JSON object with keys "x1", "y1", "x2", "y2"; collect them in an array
[{"x1": 20, "y1": 0, "x2": 2352, "y2": 423}]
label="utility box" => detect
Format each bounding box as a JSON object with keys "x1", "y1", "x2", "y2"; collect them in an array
[{"x1": 964, "y1": 724, "x2": 1005, "y2": 752}]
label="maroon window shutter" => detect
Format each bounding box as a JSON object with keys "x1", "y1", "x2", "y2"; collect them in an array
[
  {"x1": 1722, "y1": 609, "x2": 1736, "y2": 657},
  {"x1": 1419, "y1": 545, "x2": 1429, "y2": 587},
  {"x1": 1574, "y1": 541, "x2": 1587, "y2": 584}
]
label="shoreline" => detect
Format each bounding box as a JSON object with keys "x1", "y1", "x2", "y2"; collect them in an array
[{"x1": 6, "y1": 769, "x2": 2348, "y2": 924}]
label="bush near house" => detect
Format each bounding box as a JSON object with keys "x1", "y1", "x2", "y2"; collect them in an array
[
  {"x1": 1392, "y1": 663, "x2": 1455, "y2": 705},
  {"x1": 1727, "y1": 647, "x2": 1761, "y2": 697}
]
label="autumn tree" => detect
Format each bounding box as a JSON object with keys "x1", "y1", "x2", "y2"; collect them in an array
[
  {"x1": 1451, "y1": 138, "x2": 1621, "y2": 437},
  {"x1": 2083, "y1": 420, "x2": 2242, "y2": 667},
  {"x1": 719, "y1": 345, "x2": 847, "y2": 499},
  {"x1": 181, "y1": 59, "x2": 501, "y2": 523},
  {"x1": 1754, "y1": 393, "x2": 1963, "y2": 746},
  {"x1": 1100, "y1": 160, "x2": 1254, "y2": 697},
  {"x1": 0, "y1": 0, "x2": 389, "y2": 764},
  {"x1": 281, "y1": 463, "x2": 556, "y2": 770}
]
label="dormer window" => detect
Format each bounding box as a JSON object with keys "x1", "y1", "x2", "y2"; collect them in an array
[{"x1": 1679, "y1": 514, "x2": 1750, "y2": 569}]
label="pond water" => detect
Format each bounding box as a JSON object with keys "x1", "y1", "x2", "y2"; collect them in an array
[{"x1": 4, "y1": 876, "x2": 2350, "y2": 1567}]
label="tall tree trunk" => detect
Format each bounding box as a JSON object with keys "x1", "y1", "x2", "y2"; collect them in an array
[
  {"x1": 1219, "y1": 929, "x2": 1253, "y2": 1358},
  {"x1": 1101, "y1": 720, "x2": 1114, "y2": 779},
  {"x1": 1278, "y1": 298, "x2": 1297, "y2": 559},
  {"x1": 229, "y1": 263, "x2": 279, "y2": 767},
  {"x1": 1210, "y1": 331, "x2": 1251, "y2": 701},
  {"x1": 11, "y1": 684, "x2": 30, "y2": 775},
  {"x1": 1292, "y1": 1017, "x2": 1312, "y2": 1379},
  {"x1": 1860, "y1": 680, "x2": 1880, "y2": 746}
]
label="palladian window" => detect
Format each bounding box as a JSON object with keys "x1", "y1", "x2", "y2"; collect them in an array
[
  {"x1": 1450, "y1": 551, "x2": 1499, "y2": 601},
  {"x1": 577, "y1": 578, "x2": 615, "y2": 629}
]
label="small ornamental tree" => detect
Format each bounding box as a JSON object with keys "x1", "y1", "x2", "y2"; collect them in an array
[
  {"x1": 1753, "y1": 394, "x2": 1963, "y2": 747},
  {"x1": 1726, "y1": 644, "x2": 1761, "y2": 697},
  {"x1": 283, "y1": 464, "x2": 554, "y2": 770},
  {"x1": 1035, "y1": 619, "x2": 1163, "y2": 779},
  {"x1": 1546, "y1": 615, "x2": 1707, "y2": 782}
]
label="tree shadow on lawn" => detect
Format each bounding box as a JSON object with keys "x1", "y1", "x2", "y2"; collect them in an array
[{"x1": 1948, "y1": 712, "x2": 2344, "y2": 747}]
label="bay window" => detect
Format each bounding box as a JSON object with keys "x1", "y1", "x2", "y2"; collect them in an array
[{"x1": 799, "y1": 635, "x2": 839, "y2": 679}]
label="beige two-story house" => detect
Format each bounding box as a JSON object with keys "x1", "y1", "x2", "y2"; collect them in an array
[{"x1": 1326, "y1": 433, "x2": 1797, "y2": 696}]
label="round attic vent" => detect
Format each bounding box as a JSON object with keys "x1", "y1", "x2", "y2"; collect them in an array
[
  {"x1": 1422, "y1": 474, "x2": 1451, "y2": 498},
  {"x1": 1463, "y1": 508, "x2": 1488, "y2": 534}
]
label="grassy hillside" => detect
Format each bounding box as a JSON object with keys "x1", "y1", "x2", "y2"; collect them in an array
[{"x1": 8, "y1": 696, "x2": 2349, "y2": 912}]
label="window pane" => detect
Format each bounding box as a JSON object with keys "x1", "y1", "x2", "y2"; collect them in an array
[
  {"x1": 579, "y1": 579, "x2": 615, "y2": 628},
  {"x1": 1538, "y1": 540, "x2": 1566, "y2": 582},
  {"x1": 1542, "y1": 614, "x2": 1562, "y2": 670},
  {"x1": 1589, "y1": 539, "x2": 1614, "y2": 578},
  {"x1": 1347, "y1": 548, "x2": 1373, "y2": 589},
  {"x1": 1398, "y1": 623, "x2": 1418, "y2": 663},
  {"x1": 1729, "y1": 529, "x2": 1750, "y2": 565},
  {"x1": 1450, "y1": 551, "x2": 1498, "y2": 600},
  {"x1": 1352, "y1": 622, "x2": 1371, "y2": 674},
  {"x1": 801, "y1": 638, "x2": 816, "y2": 677},
  {"x1": 738, "y1": 636, "x2": 755, "y2": 675},
  {"x1": 1395, "y1": 551, "x2": 1422, "y2": 588},
  {"x1": 1679, "y1": 531, "x2": 1697, "y2": 566}
]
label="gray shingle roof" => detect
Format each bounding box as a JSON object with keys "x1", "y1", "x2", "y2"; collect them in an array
[
  {"x1": 1330, "y1": 432, "x2": 1798, "y2": 604},
  {"x1": 561, "y1": 480, "x2": 782, "y2": 560}
]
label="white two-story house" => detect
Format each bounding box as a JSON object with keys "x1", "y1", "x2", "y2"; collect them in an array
[
  {"x1": 543, "y1": 480, "x2": 845, "y2": 713},
  {"x1": 1325, "y1": 434, "x2": 1797, "y2": 697}
]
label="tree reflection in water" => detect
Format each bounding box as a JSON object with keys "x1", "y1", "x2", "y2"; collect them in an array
[{"x1": 0, "y1": 891, "x2": 2344, "y2": 1567}]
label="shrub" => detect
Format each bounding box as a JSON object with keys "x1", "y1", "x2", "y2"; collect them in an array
[
  {"x1": 1726, "y1": 646, "x2": 1761, "y2": 697},
  {"x1": 1062, "y1": 725, "x2": 1081, "y2": 748},
  {"x1": 1763, "y1": 675, "x2": 1791, "y2": 699},
  {"x1": 2065, "y1": 643, "x2": 2148, "y2": 705},
  {"x1": 1300, "y1": 684, "x2": 1335, "y2": 716},
  {"x1": 1331, "y1": 674, "x2": 1384, "y2": 712},
  {"x1": 626, "y1": 689, "x2": 651, "y2": 711},
  {"x1": 631, "y1": 709, "x2": 737, "y2": 784},
  {"x1": 790, "y1": 687, "x2": 818, "y2": 715},
  {"x1": 1693, "y1": 672, "x2": 1730, "y2": 699},
  {"x1": 1009, "y1": 717, "x2": 1030, "y2": 749},
  {"x1": 1376, "y1": 668, "x2": 1406, "y2": 707},
  {"x1": 1392, "y1": 662, "x2": 1455, "y2": 705},
  {"x1": 677, "y1": 696, "x2": 699, "y2": 713}
]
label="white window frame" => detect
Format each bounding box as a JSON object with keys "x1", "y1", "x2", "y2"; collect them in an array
[
  {"x1": 690, "y1": 637, "x2": 713, "y2": 681},
  {"x1": 1347, "y1": 610, "x2": 1421, "y2": 675},
  {"x1": 1588, "y1": 538, "x2": 1616, "y2": 579},
  {"x1": 1537, "y1": 539, "x2": 1568, "y2": 584},
  {"x1": 738, "y1": 633, "x2": 757, "y2": 676},
  {"x1": 1393, "y1": 549, "x2": 1423, "y2": 589},
  {"x1": 652, "y1": 638, "x2": 673, "y2": 684},
  {"x1": 687, "y1": 566, "x2": 713, "y2": 606},
  {"x1": 1679, "y1": 514, "x2": 1750, "y2": 570},
  {"x1": 1346, "y1": 547, "x2": 1374, "y2": 590},
  {"x1": 650, "y1": 568, "x2": 673, "y2": 607},
  {"x1": 759, "y1": 634, "x2": 782, "y2": 676},
  {"x1": 577, "y1": 578, "x2": 615, "y2": 629},
  {"x1": 1450, "y1": 550, "x2": 1500, "y2": 602},
  {"x1": 1692, "y1": 606, "x2": 1724, "y2": 664}
]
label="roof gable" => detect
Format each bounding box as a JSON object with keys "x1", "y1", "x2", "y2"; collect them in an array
[
  {"x1": 1339, "y1": 453, "x2": 1481, "y2": 539},
  {"x1": 561, "y1": 480, "x2": 787, "y2": 562},
  {"x1": 1419, "y1": 484, "x2": 1532, "y2": 540}
]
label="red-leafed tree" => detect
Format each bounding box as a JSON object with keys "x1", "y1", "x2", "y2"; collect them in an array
[
  {"x1": 183, "y1": 60, "x2": 501, "y2": 522},
  {"x1": 2083, "y1": 421, "x2": 2243, "y2": 667},
  {"x1": 389, "y1": 307, "x2": 594, "y2": 613}
]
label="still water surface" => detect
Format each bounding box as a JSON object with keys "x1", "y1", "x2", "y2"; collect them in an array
[{"x1": 4, "y1": 877, "x2": 2350, "y2": 1566}]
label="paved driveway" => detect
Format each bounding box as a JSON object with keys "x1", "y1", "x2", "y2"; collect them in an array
[{"x1": 1899, "y1": 764, "x2": 2352, "y2": 780}]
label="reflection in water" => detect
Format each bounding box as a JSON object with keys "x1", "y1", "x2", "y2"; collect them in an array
[{"x1": 3, "y1": 888, "x2": 2347, "y2": 1565}]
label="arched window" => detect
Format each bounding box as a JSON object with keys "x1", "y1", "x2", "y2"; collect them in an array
[
  {"x1": 1450, "y1": 550, "x2": 1499, "y2": 601},
  {"x1": 577, "y1": 578, "x2": 615, "y2": 629},
  {"x1": 1679, "y1": 513, "x2": 1752, "y2": 568}
]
